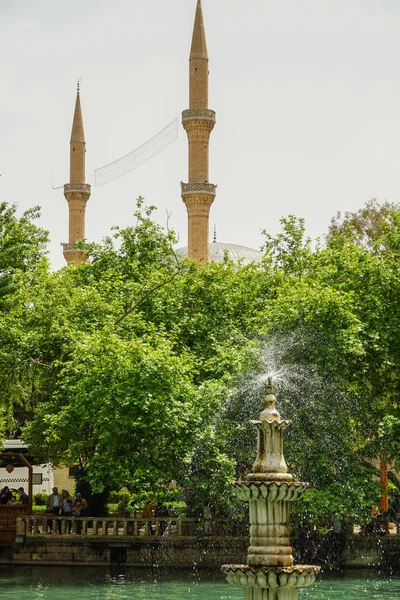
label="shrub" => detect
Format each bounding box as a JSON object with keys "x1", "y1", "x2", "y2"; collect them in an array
[{"x1": 33, "y1": 492, "x2": 48, "y2": 506}]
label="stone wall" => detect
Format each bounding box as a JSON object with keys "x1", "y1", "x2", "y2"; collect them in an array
[
  {"x1": 11, "y1": 537, "x2": 248, "y2": 567},
  {"x1": 7, "y1": 534, "x2": 400, "y2": 570},
  {"x1": 343, "y1": 535, "x2": 400, "y2": 570}
]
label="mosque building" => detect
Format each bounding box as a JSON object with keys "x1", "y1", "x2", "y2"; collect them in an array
[{"x1": 62, "y1": 0, "x2": 261, "y2": 267}]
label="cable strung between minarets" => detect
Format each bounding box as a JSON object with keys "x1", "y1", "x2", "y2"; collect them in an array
[
  {"x1": 63, "y1": 83, "x2": 91, "y2": 266},
  {"x1": 181, "y1": 0, "x2": 216, "y2": 263}
]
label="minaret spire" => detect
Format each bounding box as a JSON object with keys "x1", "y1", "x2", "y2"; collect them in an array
[
  {"x1": 181, "y1": 0, "x2": 216, "y2": 263},
  {"x1": 63, "y1": 84, "x2": 91, "y2": 266},
  {"x1": 70, "y1": 81, "x2": 85, "y2": 147},
  {"x1": 190, "y1": 0, "x2": 208, "y2": 61}
]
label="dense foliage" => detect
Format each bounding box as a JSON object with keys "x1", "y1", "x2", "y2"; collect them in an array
[{"x1": 1, "y1": 198, "x2": 399, "y2": 527}]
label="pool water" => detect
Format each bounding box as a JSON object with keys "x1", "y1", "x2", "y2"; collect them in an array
[{"x1": 0, "y1": 567, "x2": 399, "y2": 599}]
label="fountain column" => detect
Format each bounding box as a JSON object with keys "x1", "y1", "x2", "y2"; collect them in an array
[{"x1": 222, "y1": 380, "x2": 320, "y2": 599}]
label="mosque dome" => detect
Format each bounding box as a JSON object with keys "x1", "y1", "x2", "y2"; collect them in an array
[{"x1": 177, "y1": 242, "x2": 263, "y2": 265}]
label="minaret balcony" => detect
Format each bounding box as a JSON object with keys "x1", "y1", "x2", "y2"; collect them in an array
[
  {"x1": 181, "y1": 182, "x2": 217, "y2": 197},
  {"x1": 62, "y1": 242, "x2": 85, "y2": 252},
  {"x1": 64, "y1": 183, "x2": 91, "y2": 195},
  {"x1": 182, "y1": 109, "x2": 216, "y2": 124}
]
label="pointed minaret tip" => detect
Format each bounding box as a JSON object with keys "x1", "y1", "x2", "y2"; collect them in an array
[
  {"x1": 70, "y1": 83, "x2": 85, "y2": 144},
  {"x1": 190, "y1": 0, "x2": 208, "y2": 60}
]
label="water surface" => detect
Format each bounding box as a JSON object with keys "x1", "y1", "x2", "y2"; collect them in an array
[{"x1": 0, "y1": 567, "x2": 399, "y2": 599}]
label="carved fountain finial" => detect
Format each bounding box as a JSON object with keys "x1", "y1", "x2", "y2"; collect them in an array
[{"x1": 260, "y1": 377, "x2": 281, "y2": 422}]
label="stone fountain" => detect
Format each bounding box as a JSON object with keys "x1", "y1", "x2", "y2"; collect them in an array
[{"x1": 222, "y1": 378, "x2": 320, "y2": 599}]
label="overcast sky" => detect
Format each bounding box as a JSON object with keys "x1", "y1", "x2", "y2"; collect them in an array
[{"x1": 1, "y1": 0, "x2": 400, "y2": 269}]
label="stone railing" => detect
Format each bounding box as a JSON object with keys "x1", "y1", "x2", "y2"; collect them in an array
[
  {"x1": 17, "y1": 516, "x2": 398, "y2": 541},
  {"x1": 357, "y1": 521, "x2": 400, "y2": 536},
  {"x1": 16, "y1": 516, "x2": 247, "y2": 539},
  {"x1": 64, "y1": 183, "x2": 91, "y2": 194},
  {"x1": 182, "y1": 109, "x2": 216, "y2": 123},
  {"x1": 181, "y1": 182, "x2": 217, "y2": 197},
  {"x1": 62, "y1": 242, "x2": 86, "y2": 252}
]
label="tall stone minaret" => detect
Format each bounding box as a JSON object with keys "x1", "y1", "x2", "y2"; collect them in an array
[
  {"x1": 63, "y1": 83, "x2": 91, "y2": 266},
  {"x1": 181, "y1": 0, "x2": 216, "y2": 263}
]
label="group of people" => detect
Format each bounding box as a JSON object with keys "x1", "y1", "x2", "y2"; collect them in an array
[
  {"x1": 47, "y1": 487, "x2": 87, "y2": 518},
  {"x1": 0, "y1": 485, "x2": 29, "y2": 505},
  {"x1": 45, "y1": 487, "x2": 88, "y2": 533}
]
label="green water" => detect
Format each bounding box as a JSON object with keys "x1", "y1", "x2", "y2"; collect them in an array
[{"x1": 0, "y1": 567, "x2": 399, "y2": 599}]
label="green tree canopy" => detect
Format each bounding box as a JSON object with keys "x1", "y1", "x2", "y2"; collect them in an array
[{"x1": 1, "y1": 198, "x2": 399, "y2": 525}]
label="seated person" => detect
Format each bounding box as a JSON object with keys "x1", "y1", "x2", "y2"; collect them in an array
[{"x1": 0, "y1": 486, "x2": 13, "y2": 504}]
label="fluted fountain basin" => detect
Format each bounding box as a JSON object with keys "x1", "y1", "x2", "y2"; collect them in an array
[
  {"x1": 222, "y1": 565, "x2": 321, "y2": 589},
  {"x1": 232, "y1": 481, "x2": 309, "y2": 502}
]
